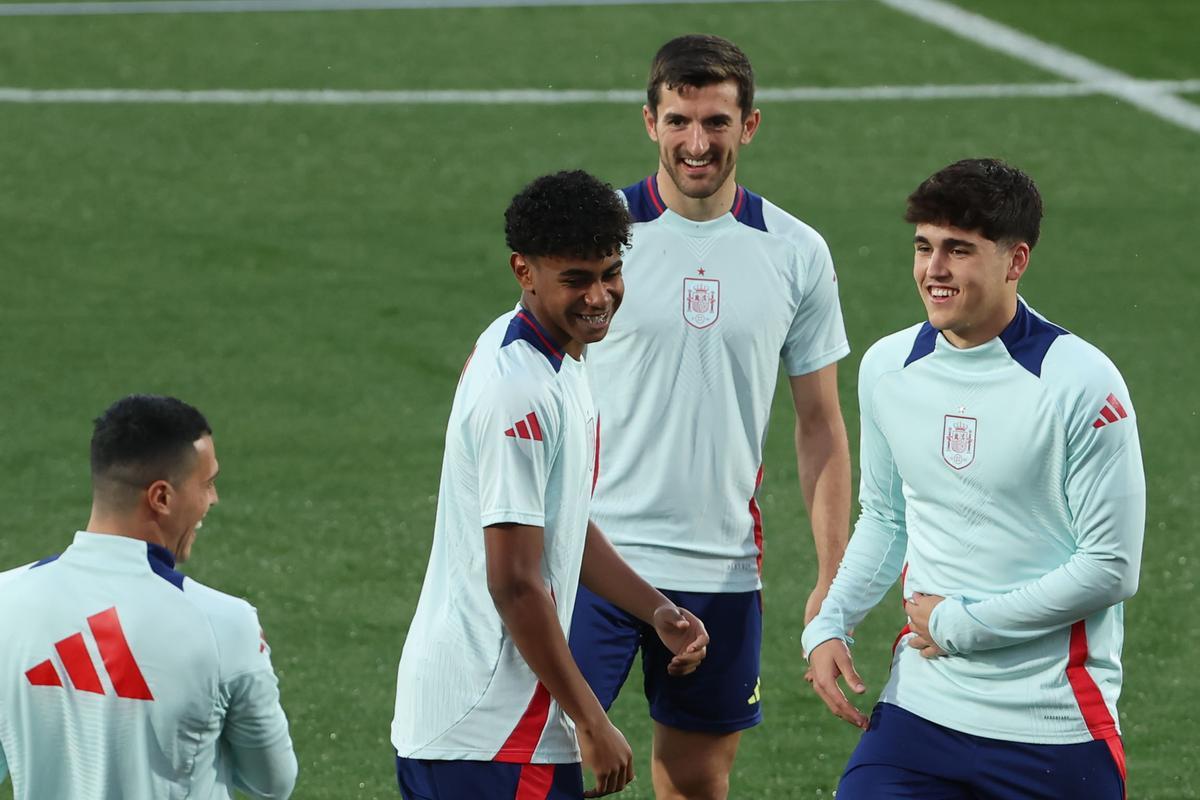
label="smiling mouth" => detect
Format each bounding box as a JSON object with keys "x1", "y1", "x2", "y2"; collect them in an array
[
  {"x1": 578, "y1": 311, "x2": 611, "y2": 326},
  {"x1": 681, "y1": 156, "x2": 714, "y2": 169},
  {"x1": 928, "y1": 286, "x2": 960, "y2": 302}
]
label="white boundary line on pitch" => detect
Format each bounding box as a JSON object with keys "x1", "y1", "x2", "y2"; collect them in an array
[
  {"x1": 2, "y1": 80, "x2": 1199, "y2": 105},
  {"x1": 877, "y1": 0, "x2": 1200, "y2": 134},
  {"x1": 0, "y1": 0, "x2": 834, "y2": 16}
]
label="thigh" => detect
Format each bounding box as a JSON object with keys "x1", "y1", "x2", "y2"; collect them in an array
[
  {"x1": 973, "y1": 736, "x2": 1125, "y2": 800},
  {"x1": 395, "y1": 758, "x2": 584, "y2": 800},
  {"x1": 568, "y1": 584, "x2": 644, "y2": 710},
  {"x1": 642, "y1": 590, "x2": 762, "y2": 734},
  {"x1": 838, "y1": 704, "x2": 973, "y2": 800}
]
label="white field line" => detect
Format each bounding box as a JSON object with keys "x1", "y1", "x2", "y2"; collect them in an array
[
  {"x1": 0, "y1": 0, "x2": 833, "y2": 15},
  {"x1": 2, "y1": 80, "x2": 1199, "y2": 106},
  {"x1": 877, "y1": 0, "x2": 1200, "y2": 134}
]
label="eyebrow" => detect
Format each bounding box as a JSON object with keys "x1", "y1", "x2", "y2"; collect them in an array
[{"x1": 913, "y1": 235, "x2": 977, "y2": 250}]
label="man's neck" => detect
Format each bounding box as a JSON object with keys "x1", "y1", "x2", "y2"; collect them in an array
[
  {"x1": 86, "y1": 509, "x2": 169, "y2": 549},
  {"x1": 655, "y1": 166, "x2": 739, "y2": 222}
]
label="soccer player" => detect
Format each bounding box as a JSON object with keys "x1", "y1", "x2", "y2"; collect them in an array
[
  {"x1": 569, "y1": 35, "x2": 852, "y2": 799},
  {"x1": 390, "y1": 170, "x2": 710, "y2": 800},
  {"x1": 0, "y1": 395, "x2": 297, "y2": 799},
  {"x1": 803, "y1": 158, "x2": 1144, "y2": 799}
]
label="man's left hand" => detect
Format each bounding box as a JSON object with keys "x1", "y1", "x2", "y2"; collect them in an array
[
  {"x1": 903, "y1": 592, "x2": 946, "y2": 658},
  {"x1": 652, "y1": 605, "x2": 709, "y2": 676}
]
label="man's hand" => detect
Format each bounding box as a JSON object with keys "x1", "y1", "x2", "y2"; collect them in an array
[
  {"x1": 652, "y1": 605, "x2": 709, "y2": 676},
  {"x1": 577, "y1": 717, "x2": 634, "y2": 797},
  {"x1": 903, "y1": 592, "x2": 945, "y2": 658},
  {"x1": 806, "y1": 639, "x2": 869, "y2": 730}
]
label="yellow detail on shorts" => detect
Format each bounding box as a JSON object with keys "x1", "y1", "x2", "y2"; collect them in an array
[{"x1": 747, "y1": 677, "x2": 761, "y2": 705}]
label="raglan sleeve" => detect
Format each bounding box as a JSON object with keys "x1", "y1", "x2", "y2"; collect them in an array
[
  {"x1": 781, "y1": 233, "x2": 851, "y2": 377},
  {"x1": 471, "y1": 374, "x2": 562, "y2": 529},
  {"x1": 219, "y1": 606, "x2": 298, "y2": 799},
  {"x1": 930, "y1": 355, "x2": 1145, "y2": 654},
  {"x1": 802, "y1": 346, "x2": 909, "y2": 656}
]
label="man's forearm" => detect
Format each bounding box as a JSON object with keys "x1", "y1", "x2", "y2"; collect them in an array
[
  {"x1": 578, "y1": 520, "x2": 670, "y2": 624},
  {"x1": 795, "y1": 414, "x2": 852, "y2": 581},
  {"x1": 491, "y1": 578, "x2": 606, "y2": 729}
]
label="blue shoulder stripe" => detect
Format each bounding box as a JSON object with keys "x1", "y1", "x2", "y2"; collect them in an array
[
  {"x1": 904, "y1": 322, "x2": 939, "y2": 367},
  {"x1": 621, "y1": 175, "x2": 666, "y2": 223},
  {"x1": 999, "y1": 302, "x2": 1068, "y2": 378},
  {"x1": 147, "y1": 543, "x2": 185, "y2": 590},
  {"x1": 732, "y1": 185, "x2": 768, "y2": 232},
  {"x1": 501, "y1": 308, "x2": 564, "y2": 372},
  {"x1": 32, "y1": 554, "x2": 60, "y2": 568}
]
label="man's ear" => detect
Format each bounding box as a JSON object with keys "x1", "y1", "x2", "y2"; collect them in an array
[
  {"x1": 1006, "y1": 242, "x2": 1030, "y2": 282},
  {"x1": 643, "y1": 105, "x2": 659, "y2": 142},
  {"x1": 511, "y1": 252, "x2": 535, "y2": 291},
  {"x1": 146, "y1": 479, "x2": 172, "y2": 515}
]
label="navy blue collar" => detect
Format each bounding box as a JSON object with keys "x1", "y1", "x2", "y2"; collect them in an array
[
  {"x1": 501, "y1": 307, "x2": 565, "y2": 372},
  {"x1": 147, "y1": 542, "x2": 185, "y2": 590}
]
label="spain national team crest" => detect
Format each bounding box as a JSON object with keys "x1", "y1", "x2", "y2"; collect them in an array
[
  {"x1": 942, "y1": 415, "x2": 977, "y2": 470},
  {"x1": 683, "y1": 277, "x2": 720, "y2": 329}
]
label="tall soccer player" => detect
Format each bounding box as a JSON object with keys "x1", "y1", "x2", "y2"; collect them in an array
[
  {"x1": 803, "y1": 159, "x2": 1144, "y2": 798},
  {"x1": 570, "y1": 34, "x2": 853, "y2": 800},
  {"x1": 0, "y1": 394, "x2": 297, "y2": 799},
  {"x1": 391, "y1": 170, "x2": 710, "y2": 800}
]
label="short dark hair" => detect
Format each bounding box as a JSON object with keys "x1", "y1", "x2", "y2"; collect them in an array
[
  {"x1": 504, "y1": 170, "x2": 631, "y2": 261},
  {"x1": 905, "y1": 158, "x2": 1043, "y2": 248},
  {"x1": 646, "y1": 34, "x2": 755, "y2": 120},
  {"x1": 91, "y1": 395, "x2": 212, "y2": 500}
]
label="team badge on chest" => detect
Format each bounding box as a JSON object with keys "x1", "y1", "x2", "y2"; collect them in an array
[
  {"x1": 683, "y1": 277, "x2": 720, "y2": 329},
  {"x1": 942, "y1": 414, "x2": 977, "y2": 469}
]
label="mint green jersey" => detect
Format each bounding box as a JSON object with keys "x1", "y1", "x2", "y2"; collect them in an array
[
  {"x1": 803, "y1": 301, "x2": 1145, "y2": 744},
  {"x1": 0, "y1": 532, "x2": 296, "y2": 798}
]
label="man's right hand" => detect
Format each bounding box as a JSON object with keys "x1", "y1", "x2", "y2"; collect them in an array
[
  {"x1": 577, "y1": 717, "x2": 634, "y2": 797},
  {"x1": 807, "y1": 638, "x2": 869, "y2": 730}
]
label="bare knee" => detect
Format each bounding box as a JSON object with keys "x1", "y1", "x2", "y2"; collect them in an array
[{"x1": 651, "y1": 723, "x2": 741, "y2": 800}]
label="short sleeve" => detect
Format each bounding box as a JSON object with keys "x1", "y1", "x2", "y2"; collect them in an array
[
  {"x1": 781, "y1": 236, "x2": 851, "y2": 376},
  {"x1": 471, "y1": 376, "x2": 562, "y2": 529}
]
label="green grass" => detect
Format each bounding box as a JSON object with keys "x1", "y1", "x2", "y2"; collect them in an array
[{"x1": 1, "y1": 1, "x2": 1198, "y2": 798}]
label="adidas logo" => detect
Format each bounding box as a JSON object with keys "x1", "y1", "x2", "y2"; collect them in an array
[
  {"x1": 1092, "y1": 393, "x2": 1129, "y2": 429},
  {"x1": 25, "y1": 607, "x2": 154, "y2": 701},
  {"x1": 504, "y1": 412, "x2": 544, "y2": 442},
  {"x1": 746, "y1": 677, "x2": 761, "y2": 705}
]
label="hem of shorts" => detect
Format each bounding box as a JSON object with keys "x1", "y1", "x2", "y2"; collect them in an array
[
  {"x1": 883, "y1": 701, "x2": 1118, "y2": 745},
  {"x1": 648, "y1": 711, "x2": 762, "y2": 735}
]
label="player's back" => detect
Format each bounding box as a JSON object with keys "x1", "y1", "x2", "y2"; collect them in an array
[{"x1": 0, "y1": 531, "x2": 294, "y2": 799}]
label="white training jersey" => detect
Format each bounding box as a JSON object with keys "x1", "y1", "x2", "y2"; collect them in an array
[
  {"x1": 803, "y1": 300, "x2": 1145, "y2": 744},
  {"x1": 0, "y1": 531, "x2": 297, "y2": 799},
  {"x1": 392, "y1": 305, "x2": 598, "y2": 764},
  {"x1": 587, "y1": 175, "x2": 850, "y2": 592}
]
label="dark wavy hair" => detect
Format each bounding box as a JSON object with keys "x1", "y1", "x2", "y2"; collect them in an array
[
  {"x1": 905, "y1": 158, "x2": 1043, "y2": 248},
  {"x1": 504, "y1": 170, "x2": 631, "y2": 260},
  {"x1": 91, "y1": 395, "x2": 212, "y2": 495},
  {"x1": 646, "y1": 34, "x2": 755, "y2": 120}
]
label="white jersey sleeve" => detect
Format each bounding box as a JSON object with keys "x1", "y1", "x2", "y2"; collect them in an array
[
  {"x1": 930, "y1": 341, "x2": 1145, "y2": 654},
  {"x1": 781, "y1": 233, "x2": 849, "y2": 377},
  {"x1": 801, "y1": 332, "x2": 913, "y2": 655},
  {"x1": 472, "y1": 375, "x2": 562, "y2": 529},
  {"x1": 186, "y1": 582, "x2": 297, "y2": 799}
]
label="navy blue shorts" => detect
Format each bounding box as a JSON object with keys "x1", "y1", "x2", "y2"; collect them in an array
[
  {"x1": 396, "y1": 757, "x2": 583, "y2": 800},
  {"x1": 568, "y1": 585, "x2": 762, "y2": 734},
  {"x1": 837, "y1": 703, "x2": 1126, "y2": 800}
]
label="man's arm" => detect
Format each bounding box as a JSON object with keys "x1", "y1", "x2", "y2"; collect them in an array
[
  {"x1": 578, "y1": 521, "x2": 708, "y2": 674},
  {"x1": 222, "y1": 667, "x2": 298, "y2": 799},
  {"x1": 485, "y1": 523, "x2": 633, "y2": 798},
  {"x1": 802, "y1": 353, "x2": 908, "y2": 728},
  {"x1": 928, "y1": 414, "x2": 1145, "y2": 655},
  {"x1": 789, "y1": 363, "x2": 852, "y2": 624}
]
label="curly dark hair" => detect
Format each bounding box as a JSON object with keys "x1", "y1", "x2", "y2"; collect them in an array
[
  {"x1": 905, "y1": 158, "x2": 1043, "y2": 248},
  {"x1": 647, "y1": 34, "x2": 755, "y2": 120},
  {"x1": 504, "y1": 170, "x2": 631, "y2": 261},
  {"x1": 91, "y1": 394, "x2": 212, "y2": 493}
]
